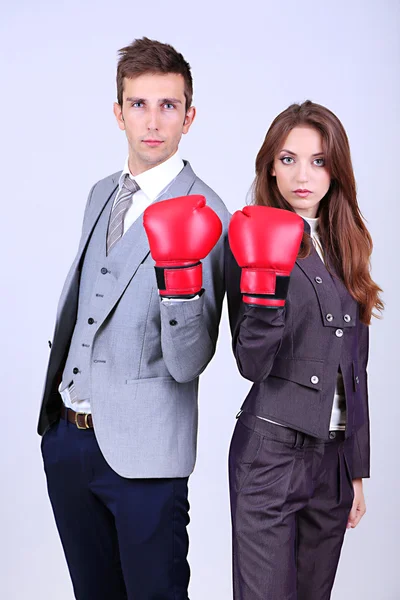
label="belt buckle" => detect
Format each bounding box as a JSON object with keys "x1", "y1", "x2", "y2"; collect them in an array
[{"x1": 75, "y1": 412, "x2": 90, "y2": 430}]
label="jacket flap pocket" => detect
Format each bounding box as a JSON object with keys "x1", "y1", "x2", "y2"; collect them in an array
[{"x1": 269, "y1": 357, "x2": 323, "y2": 390}]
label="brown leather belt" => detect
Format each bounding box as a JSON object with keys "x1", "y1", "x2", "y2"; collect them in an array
[{"x1": 61, "y1": 405, "x2": 93, "y2": 429}]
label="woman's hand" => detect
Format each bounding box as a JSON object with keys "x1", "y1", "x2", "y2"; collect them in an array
[{"x1": 347, "y1": 478, "x2": 366, "y2": 529}]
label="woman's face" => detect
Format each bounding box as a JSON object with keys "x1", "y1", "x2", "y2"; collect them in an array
[{"x1": 271, "y1": 126, "x2": 331, "y2": 218}]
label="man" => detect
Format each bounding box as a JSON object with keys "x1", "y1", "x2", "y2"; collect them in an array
[{"x1": 38, "y1": 37, "x2": 229, "y2": 599}]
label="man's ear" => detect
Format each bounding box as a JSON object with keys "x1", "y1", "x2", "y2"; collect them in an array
[
  {"x1": 183, "y1": 106, "x2": 196, "y2": 134},
  {"x1": 114, "y1": 102, "x2": 125, "y2": 131}
]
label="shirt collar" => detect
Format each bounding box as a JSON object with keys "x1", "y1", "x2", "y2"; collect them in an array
[{"x1": 119, "y1": 151, "x2": 184, "y2": 201}]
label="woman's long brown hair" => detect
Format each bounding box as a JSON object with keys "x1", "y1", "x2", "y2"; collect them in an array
[{"x1": 253, "y1": 100, "x2": 383, "y2": 324}]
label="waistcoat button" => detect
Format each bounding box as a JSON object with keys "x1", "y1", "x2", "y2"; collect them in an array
[
  {"x1": 73, "y1": 367, "x2": 79, "y2": 374},
  {"x1": 311, "y1": 375, "x2": 319, "y2": 384},
  {"x1": 169, "y1": 319, "x2": 178, "y2": 326},
  {"x1": 326, "y1": 313, "x2": 333, "y2": 322},
  {"x1": 315, "y1": 276, "x2": 323, "y2": 284},
  {"x1": 101, "y1": 267, "x2": 108, "y2": 274},
  {"x1": 335, "y1": 329, "x2": 344, "y2": 337},
  {"x1": 88, "y1": 318, "x2": 94, "y2": 325},
  {"x1": 343, "y1": 314, "x2": 351, "y2": 322}
]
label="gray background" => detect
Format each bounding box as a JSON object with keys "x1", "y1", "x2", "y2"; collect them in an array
[{"x1": 1, "y1": 0, "x2": 398, "y2": 598}]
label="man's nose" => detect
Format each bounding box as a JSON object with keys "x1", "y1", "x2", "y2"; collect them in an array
[{"x1": 146, "y1": 108, "x2": 160, "y2": 131}]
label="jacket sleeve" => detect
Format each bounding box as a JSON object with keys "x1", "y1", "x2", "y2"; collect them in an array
[
  {"x1": 225, "y1": 241, "x2": 287, "y2": 383},
  {"x1": 352, "y1": 318, "x2": 371, "y2": 478},
  {"x1": 159, "y1": 203, "x2": 229, "y2": 383}
]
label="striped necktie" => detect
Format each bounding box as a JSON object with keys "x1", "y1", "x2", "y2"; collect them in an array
[{"x1": 106, "y1": 175, "x2": 140, "y2": 254}]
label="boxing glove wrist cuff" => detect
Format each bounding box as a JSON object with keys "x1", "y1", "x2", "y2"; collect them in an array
[
  {"x1": 155, "y1": 262, "x2": 202, "y2": 298},
  {"x1": 240, "y1": 269, "x2": 290, "y2": 298},
  {"x1": 243, "y1": 295, "x2": 286, "y2": 309}
]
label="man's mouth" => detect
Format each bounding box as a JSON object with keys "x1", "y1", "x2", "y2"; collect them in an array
[{"x1": 142, "y1": 139, "x2": 164, "y2": 147}]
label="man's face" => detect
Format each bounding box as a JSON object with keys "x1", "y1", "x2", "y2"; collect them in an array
[{"x1": 114, "y1": 73, "x2": 195, "y2": 175}]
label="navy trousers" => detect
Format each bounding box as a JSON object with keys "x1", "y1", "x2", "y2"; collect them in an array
[
  {"x1": 229, "y1": 412, "x2": 355, "y2": 600},
  {"x1": 41, "y1": 415, "x2": 190, "y2": 600}
]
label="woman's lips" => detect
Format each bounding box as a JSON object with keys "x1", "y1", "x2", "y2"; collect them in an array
[{"x1": 294, "y1": 189, "x2": 312, "y2": 198}]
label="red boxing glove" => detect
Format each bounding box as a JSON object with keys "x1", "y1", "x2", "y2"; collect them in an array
[
  {"x1": 143, "y1": 195, "x2": 222, "y2": 298},
  {"x1": 228, "y1": 206, "x2": 304, "y2": 308}
]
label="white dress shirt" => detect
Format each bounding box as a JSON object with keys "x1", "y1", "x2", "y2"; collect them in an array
[
  {"x1": 61, "y1": 152, "x2": 185, "y2": 414},
  {"x1": 257, "y1": 216, "x2": 346, "y2": 431},
  {"x1": 118, "y1": 151, "x2": 184, "y2": 230}
]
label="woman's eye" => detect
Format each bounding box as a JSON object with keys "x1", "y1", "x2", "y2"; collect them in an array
[
  {"x1": 314, "y1": 158, "x2": 325, "y2": 166},
  {"x1": 280, "y1": 156, "x2": 294, "y2": 165}
]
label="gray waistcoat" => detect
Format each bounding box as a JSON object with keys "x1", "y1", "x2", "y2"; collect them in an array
[{"x1": 61, "y1": 189, "x2": 138, "y2": 400}]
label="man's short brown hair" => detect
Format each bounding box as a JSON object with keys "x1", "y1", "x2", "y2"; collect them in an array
[{"x1": 116, "y1": 37, "x2": 193, "y2": 111}]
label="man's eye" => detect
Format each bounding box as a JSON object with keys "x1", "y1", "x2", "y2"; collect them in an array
[
  {"x1": 164, "y1": 103, "x2": 175, "y2": 109},
  {"x1": 132, "y1": 102, "x2": 143, "y2": 108},
  {"x1": 314, "y1": 158, "x2": 325, "y2": 166},
  {"x1": 280, "y1": 156, "x2": 294, "y2": 165}
]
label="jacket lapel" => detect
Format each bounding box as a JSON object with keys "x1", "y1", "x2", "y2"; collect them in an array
[
  {"x1": 323, "y1": 253, "x2": 358, "y2": 327},
  {"x1": 295, "y1": 220, "x2": 356, "y2": 329},
  {"x1": 94, "y1": 161, "x2": 198, "y2": 332},
  {"x1": 296, "y1": 248, "x2": 343, "y2": 323},
  {"x1": 56, "y1": 173, "x2": 120, "y2": 323},
  {"x1": 78, "y1": 173, "x2": 120, "y2": 255}
]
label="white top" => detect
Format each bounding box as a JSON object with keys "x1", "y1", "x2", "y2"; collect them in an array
[
  {"x1": 60, "y1": 152, "x2": 185, "y2": 414},
  {"x1": 257, "y1": 216, "x2": 346, "y2": 432}
]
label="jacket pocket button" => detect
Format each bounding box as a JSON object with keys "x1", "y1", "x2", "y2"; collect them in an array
[
  {"x1": 315, "y1": 276, "x2": 323, "y2": 284},
  {"x1": 326, "y1": 313, "x2": 333, "y2": 322},
  {"x1": 343, "y1": 314, "x2": 351, "y2": 322},
  {"x1": 335, "y1": 329, "x2": 344, "y2": 337},
  {"x1": 311, "y1": 375, "x2": 319, "y2": 384}
]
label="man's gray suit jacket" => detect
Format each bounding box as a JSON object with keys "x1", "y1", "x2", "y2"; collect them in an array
[{"x1": 38, "y1": 161, "x2": 230, "y2": 478}]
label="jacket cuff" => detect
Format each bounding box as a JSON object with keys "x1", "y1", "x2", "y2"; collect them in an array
[{"x1": 160, "y1": 291, "x2": 205, "y2": 326}]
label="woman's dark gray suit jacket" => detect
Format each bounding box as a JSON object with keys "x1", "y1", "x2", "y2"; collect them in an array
[{"x1": 225, "y1": 222, "x2": 370, "y2": 479}]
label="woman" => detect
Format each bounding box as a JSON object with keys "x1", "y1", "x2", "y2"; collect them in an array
[{"x1": 226, "y1": 100, "x2": 383, "y2": 600}]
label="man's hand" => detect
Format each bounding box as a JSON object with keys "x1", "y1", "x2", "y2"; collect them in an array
[
  {"x1": 347, "y1": 478, "x2": 366, "y2": 529},
  {"x1": 143, "y1": 195, "x2": 222, "y2": 298}
]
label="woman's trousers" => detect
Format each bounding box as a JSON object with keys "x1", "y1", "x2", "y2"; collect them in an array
[{"x1": 229, "y1": 411, "x2": 355, "y2": 600}]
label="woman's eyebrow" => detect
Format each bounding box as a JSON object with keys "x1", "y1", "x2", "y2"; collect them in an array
[{"x1": 279, "y1": 149, "x2": 325, "y2": 157}]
